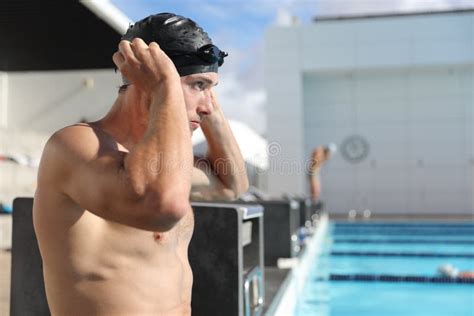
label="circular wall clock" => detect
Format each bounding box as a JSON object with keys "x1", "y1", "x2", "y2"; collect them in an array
[{"x1": 340, "y1": 135, "x2": 370, "y2": 163}]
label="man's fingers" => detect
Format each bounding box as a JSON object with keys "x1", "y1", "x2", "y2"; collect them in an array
[
  {"x1": 148, "y1": 41, "x2": 170, "y2": 62},
  {"x1": 131, "y1": 37, "x2": 147, "y2": 48},
  {"x1": 112, "y1": 51, "x2": 125, "y2": 68},
  {"x1": 118, "y1": 40, "x2": 139, "y2": 64},
  {"x1": 112, "y1": 37, "x2": 180, "y2": 90},
  {"x1": 130, "y1": 37, "x2": 150, "y2": 60},
  {"x1": 149, "y1": 41, "x2": 160, "y2": 49}
]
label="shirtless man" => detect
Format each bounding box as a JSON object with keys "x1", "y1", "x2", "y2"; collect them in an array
[
  {"x1": 308, "y1": 145, "x2": 334, "y2": 203},
  {"x1": 32, "y1": 13, "x2": 248, "y2": 315}
]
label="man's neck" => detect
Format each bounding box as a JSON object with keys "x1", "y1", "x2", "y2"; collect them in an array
[{"x1": 94, "y1": 92, "x2": 149, "y2": 150}]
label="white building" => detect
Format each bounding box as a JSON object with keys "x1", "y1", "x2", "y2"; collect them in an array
[{"x1": 265, "y1": 9, "x2": 474, "y2": 215}]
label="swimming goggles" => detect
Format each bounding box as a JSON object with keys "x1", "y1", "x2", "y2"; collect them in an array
[{"x1": 167, "y1": 44, "x2": 228, "y2": 66}]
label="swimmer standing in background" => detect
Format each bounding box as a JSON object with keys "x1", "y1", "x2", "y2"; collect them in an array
[
  {"x1": 33, "y1": 13, "x2": 248, "y2": 315},
  {"x1": 308, "y1": 144, "x2": 336, "y2": 203}
]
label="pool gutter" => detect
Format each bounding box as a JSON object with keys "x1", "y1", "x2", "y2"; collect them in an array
[{"x1": 265, "y1": 213, "x2": 329, "y2": 315}]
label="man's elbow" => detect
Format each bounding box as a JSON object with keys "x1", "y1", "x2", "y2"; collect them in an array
[{"x1": 143, "y1": 193, "x2": 191, "y2": 231}]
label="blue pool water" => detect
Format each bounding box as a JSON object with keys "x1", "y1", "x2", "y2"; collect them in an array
[{"x1": 296, "y1": 222, "x2": 474, "y2": 316}]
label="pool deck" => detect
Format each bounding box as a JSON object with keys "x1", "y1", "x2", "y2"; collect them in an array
[
  {"x1": 263, "y1": 267, "x2": 290, "y2": 313},
  {"x1": 0, "y1": 250, "x2": 10, "y2": 315}
]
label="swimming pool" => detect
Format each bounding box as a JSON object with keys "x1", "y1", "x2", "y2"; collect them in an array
[{"x1": 295, "y1": 222, "x2": 474, "y2": 316}]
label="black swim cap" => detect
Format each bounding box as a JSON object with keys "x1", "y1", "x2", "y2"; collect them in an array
[{"x1": 121, "y1": 13, "x2": 227, "y2": 77}]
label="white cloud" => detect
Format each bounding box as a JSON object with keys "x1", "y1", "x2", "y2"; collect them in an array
[
  {"x1": 199, "y1": 3, "x2": 231, "y2": 20},
  {"x1": 210, "y1": 30, "x2": 267, "y2": 135},
  {"x1": 215, "y1": 71, "x2": 267, "y2": 135},
  {"x1": 313, "y1": 0, "x2": 474, "y2": 17}
]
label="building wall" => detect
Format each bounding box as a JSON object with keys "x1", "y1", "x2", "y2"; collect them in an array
[
  {"x1": 0, "y1": 128, "x2": 48, "y2": 206},
  {"x1": 303, "y1": 66, "x2": 473, "y2": 214},
  {"x1": 7, "y1": 69, "x2": 121, "y2": 133},
  {"x1": 265, "y1": 11, "x2": 474, "y2": 214},
  {"x1": 0, "y1": 69, "x2": 120, "y2": 206},
  {"x1": 0, "y1": 72, "x2": 7, "y2": 128}
]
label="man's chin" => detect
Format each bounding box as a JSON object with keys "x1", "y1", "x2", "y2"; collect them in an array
[{"x1": 189, "y1": 123, "x2": 200, "y2": 133}]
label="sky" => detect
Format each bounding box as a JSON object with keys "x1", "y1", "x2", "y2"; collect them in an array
[{"x1": 111, "y1": 0, "x2": 474, "y2": 135}]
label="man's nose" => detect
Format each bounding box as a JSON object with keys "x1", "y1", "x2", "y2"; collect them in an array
[{"x1": 197, "y1": 91, "x2": 214, "y2": 116}]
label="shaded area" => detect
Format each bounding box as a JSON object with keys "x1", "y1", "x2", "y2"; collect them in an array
[
  {"x1": 0, "y1": 0, "x2": 121, "y2": 71},
  {"x1": 10, "y1": 198, "x2": 49, "y2": 315}
]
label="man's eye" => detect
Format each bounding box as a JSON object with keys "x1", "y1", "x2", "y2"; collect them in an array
[{"x1": 194, "y1": 81, "x2": 205, "y2": 90}]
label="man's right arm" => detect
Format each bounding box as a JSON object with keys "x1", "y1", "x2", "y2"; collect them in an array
[{"x1": 38, "y1": 39, "x2": 193, "y2": 232}]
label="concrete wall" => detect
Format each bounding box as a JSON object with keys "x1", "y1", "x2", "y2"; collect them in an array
[
  {"x1": 0, "y1": 72, "x2": 7, "y2": 128},
  {"x1": 0, "y1": 128, "x2": 48, "y2": 206},
  {"x1": 303, "y1": 66, "x2": 473, "y2": 214},
  {"x1": 0, "y1": 69, "x2": 120, "y2": 206},
  {"x1": 6, "y1": 69, "x2": 121, "y2": 133},
  {"x1": 265, "y1": 11, "x2": 474, "y2": 214}
]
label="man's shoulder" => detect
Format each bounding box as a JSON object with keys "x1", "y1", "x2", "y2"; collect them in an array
[
  {"x1": 51, "y1": 123, "x2": 106, "y2": 143},
  {"x1": 41, "y1": 124, "x2": 116, "y2": 175},
  {"x1": 47, "y1": 123, "x2": 116, "y2": 158}
]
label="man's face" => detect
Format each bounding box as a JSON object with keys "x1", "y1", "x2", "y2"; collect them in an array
[{"x1": 180, "y1": 72, "x2": 219, "y2": 133}]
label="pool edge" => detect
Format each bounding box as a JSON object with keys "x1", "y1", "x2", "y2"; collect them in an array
[{"x1": 265, "y1": 213, "x2": 329, "y2": 316}]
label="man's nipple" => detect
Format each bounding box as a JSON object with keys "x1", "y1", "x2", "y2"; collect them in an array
[{"x1": 153, "y1": 232, "x2": 163, "y2": 241}]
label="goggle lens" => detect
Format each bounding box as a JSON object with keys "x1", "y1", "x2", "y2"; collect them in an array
[{"x1": 198, "y1": 44, "x2": 228, "y2": 66}]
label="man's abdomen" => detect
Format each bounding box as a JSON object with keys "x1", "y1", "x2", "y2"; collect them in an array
[
  {"x1": 44, "y1": 249, "x2": 192, "y2": 315},
  {"x1": 40, "y1": 210, "x2": 194, "y2": 315}
]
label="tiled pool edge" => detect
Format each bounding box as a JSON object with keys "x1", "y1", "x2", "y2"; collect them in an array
[{"x1": 265, "y1": 213, "x2": 329, "y2": 316}]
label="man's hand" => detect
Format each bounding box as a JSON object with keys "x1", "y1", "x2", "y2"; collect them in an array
[
  {"x1": 192, "y1": 90, "x2": 249, "y2": 201},
  {"x1": 113, "y1": 38, "x2": 180, "y2": 95}
]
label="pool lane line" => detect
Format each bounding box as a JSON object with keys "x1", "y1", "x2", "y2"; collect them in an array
[
  {"x1": 330, "y1": 251, "x2": 474, "y2": 258},
  {"x1": 333, "y1": 228, "x2": 474, "y2": 232},
  {"x1": 333, "y1": 226, "x2": 474, "y2": 231},
  {"x1": 332, "y1": 230, "x2": 474, "y2": 236},
  {"x1": 321, "y1": 274, "x2": 474, "y2": 284},
  {"x1": 334, "y1": 238, "x2": 474, "y2": 244},
  {"x1": 334, "y1": 223, "x2": 474, "y2": 228}
]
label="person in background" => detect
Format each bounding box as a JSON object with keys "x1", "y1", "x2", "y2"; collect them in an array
[
  {"x1": 438, "y1": 264, "x2": 474, "y2": 279},
  {"x1": 308, "y1": 144, "x2": 335, "y2": 204}
]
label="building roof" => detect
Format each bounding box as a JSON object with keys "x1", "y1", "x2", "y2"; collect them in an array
[
  {"x1": 0, "y1": 0, "x2": 131, "y2": 71},
  {"x1": 313, "y1": 8, "x2": 474, "y2": 22}
]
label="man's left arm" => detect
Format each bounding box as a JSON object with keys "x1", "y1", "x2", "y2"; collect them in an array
[{"x1": 191, "y1": 91, "x2": 249, "y2": 201}]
